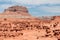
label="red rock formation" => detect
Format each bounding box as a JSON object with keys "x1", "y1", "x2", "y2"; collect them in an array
[
  {"x1": 3, "y1": 6, "x2": 31, "y2": 16},
  {"x1": 0, "y1": 6, "x2": 60, "y2": 40}
]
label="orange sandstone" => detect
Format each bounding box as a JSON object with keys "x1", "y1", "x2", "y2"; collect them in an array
[{"x1": 0, "y1": 6, "x2": 60, "y2": 40}]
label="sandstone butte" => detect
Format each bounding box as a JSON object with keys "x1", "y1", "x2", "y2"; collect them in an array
[{"x1": 0, "y1": 6, "x2": 60, "y2": 40}]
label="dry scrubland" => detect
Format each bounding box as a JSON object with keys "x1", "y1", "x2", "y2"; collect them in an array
[{"x1": 0, "y1": 6, "x2": 60, "y2": 40}]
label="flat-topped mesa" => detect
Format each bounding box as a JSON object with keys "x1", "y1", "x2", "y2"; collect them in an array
[
  {"x1": 3, "y1": 6, "x2": 31, "y2": 16},
  {"x1": 4, "y1": 6, "x2": 28, "y2": 13}
]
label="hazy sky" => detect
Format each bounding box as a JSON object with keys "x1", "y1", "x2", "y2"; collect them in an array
[{"x1": 0, "y1": 0, "x2": 60, "y2": 16}]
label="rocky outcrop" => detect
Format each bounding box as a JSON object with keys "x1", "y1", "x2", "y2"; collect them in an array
[
  {"x1": 0, "y1": 6, "x2": 60, "y2": 40},
  {"x1": 0, "y1": 17, "x2": 60, "y2": 40},
  {"x1": 3, "y1": 6, "x2": 31, "y2": 16},
  {"x1": 4, "y1": 6, "x2": 28, "y2": 13}
]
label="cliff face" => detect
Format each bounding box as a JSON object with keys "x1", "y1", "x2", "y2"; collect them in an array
[{"x1": 0, "y1": 6, "x2": 60, "y2": 40}]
